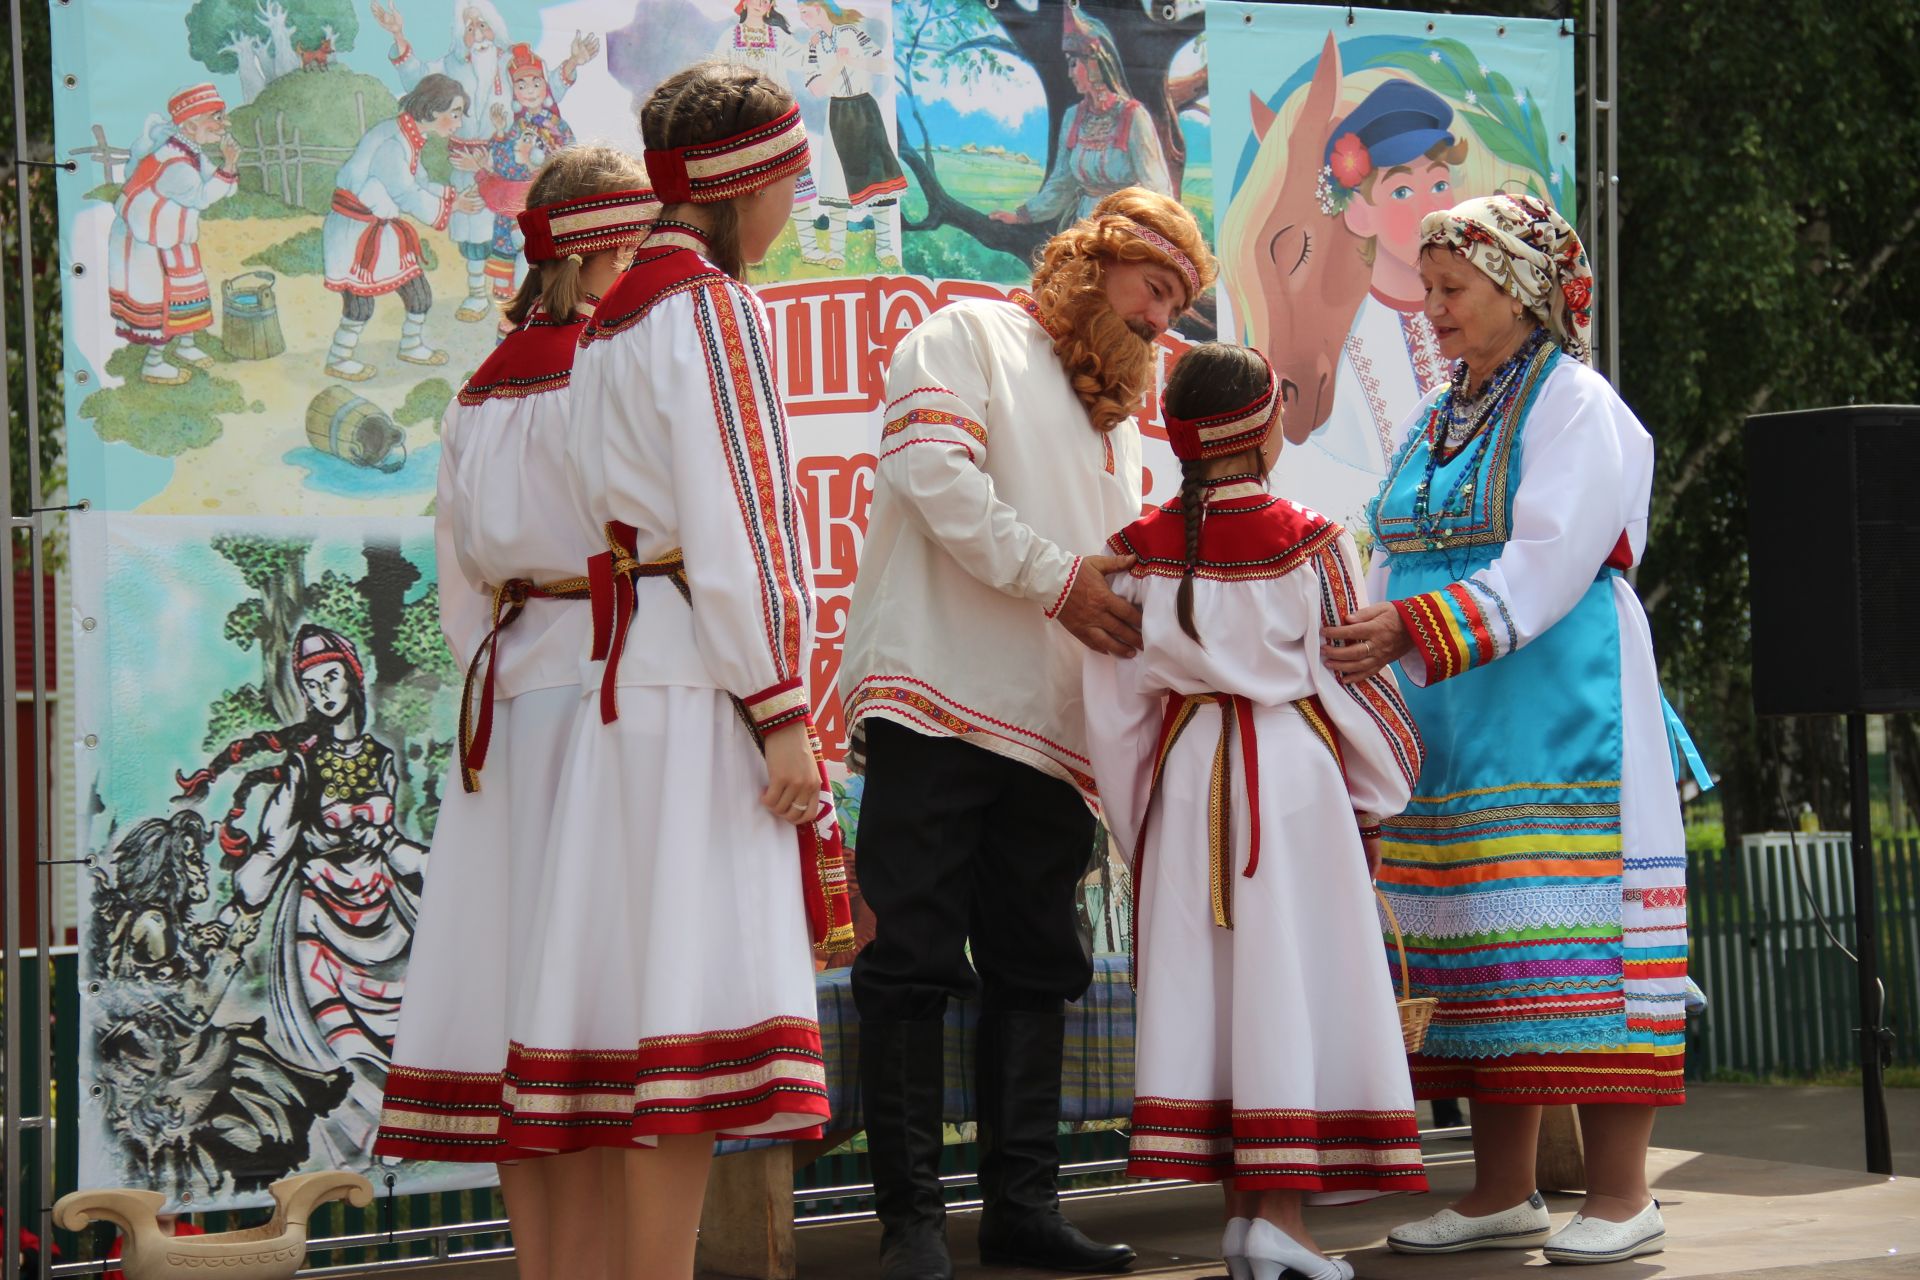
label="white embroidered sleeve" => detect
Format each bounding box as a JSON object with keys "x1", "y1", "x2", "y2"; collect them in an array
[
  {"x1": 1310, "y1": 530, "x2": 1422, "y2": 822},
  {"x1": 1392, "y1": 369, "x2": 1638, "y2": 686},
  {"x1": 879, "y1": 309, "x2": 1081, "y2": 612},
  {"x1": 432, "y1": 408, "x2": 492, "y2": 673},
  {"x1": 665, "y1": 281, "x2": 816, "y2": 732}
]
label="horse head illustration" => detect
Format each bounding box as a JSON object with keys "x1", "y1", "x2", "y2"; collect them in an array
[{"x1": 1219, "y1": 32, "x2": 1372, "y2": 443}]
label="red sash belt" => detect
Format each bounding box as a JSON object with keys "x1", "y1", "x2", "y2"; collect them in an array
[
  {"x1": 457, "y1": 573, "x2": 592, "y2": 794},
  {"x1": 585, "y1": 521, "x2": 855, "y2": 954},
  {"x1": 331, "y1": 189, "x2": 423, "y2": 287}
]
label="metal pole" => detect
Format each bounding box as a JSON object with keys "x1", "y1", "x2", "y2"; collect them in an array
[
  {"x1": 1603, "y1": 0, "x2": 1620, "y2": 387},
  {"x1": 1847, "y1": 713, "x2": 1893, "y2": 1174},
  {"x1": 2, "y1": 203, "x2": 24, "y2": 1280},
  {"x1": 1581, "y1": 0, "x2": 1600, "y2": 344},
  {"x1": 9, "y1": 0, "x2": 54, "y2": 1265}
]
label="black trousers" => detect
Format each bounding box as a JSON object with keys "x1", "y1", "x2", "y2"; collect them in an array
[{"x1": 851, "y1": 720, "x2": 1097, "y2": 1021}]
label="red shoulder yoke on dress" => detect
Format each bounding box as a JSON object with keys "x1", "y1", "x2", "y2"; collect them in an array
[
  {"x1": 583, "y1": 236, "x2": 730, "y2": 345},
  {"x1": 458, "y1": 310, "x2": 590, "y2": 405},
  {"x1": 1112, "y1": 489, "x2": 1341, "y2": 583}
]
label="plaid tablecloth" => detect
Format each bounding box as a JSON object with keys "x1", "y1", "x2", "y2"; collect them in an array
[{"x1": 721, "y1": 953, "x2": 1135, "y2": 1152}]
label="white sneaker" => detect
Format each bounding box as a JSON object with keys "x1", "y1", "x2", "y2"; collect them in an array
[
  {"x1": 1387, "y1": 1191, "x2": 1552, "y2": 1254},
  {"x1": 1543, "y1": 1199, "x2": 1664, "y2": 1264}
]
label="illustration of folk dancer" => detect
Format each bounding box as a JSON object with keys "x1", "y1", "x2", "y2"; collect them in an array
[
  {"x1": 838, "y1": 187, "x2": 1212, "y2": 1279},
  {"x1": 107, "y1": 83, "x2": 239, "y2": 386},
  {"x1": 372, "y1": 0, "x2": 516, "y2": 322},
  {"x1": 1312, "y1": 79, "x2": 1467, "y2": 478},
  {"x1": 993, "y1": 6, "x2": 1171, "y2": 231},
  {"x1": 175, "y1": 625, "x2": 429, "y2": 1166},
  {"x1": 796, "y1": 0, "x2": 906, "y2": 268},
  {"x1": 477, "y1": 36, "x2": 600, "y2": 312},
  {"x1": 321, "y1": 74, "x2": 484, "y2": 380},
  {"x1": 712, "y1": 0, "x2": 830, "y2": 264}
]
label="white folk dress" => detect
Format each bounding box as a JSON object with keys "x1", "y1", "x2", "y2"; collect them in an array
[
  {"x1": 1083, "y1": 480, "x2": 1429, "y2": 1199},
  {"x1": 374, "y1": 300, "x2": 605, "y2": 1162},
  {"x1": 504, "y1": 225, "x2": 830, "y2": 1149},
  {"x1": 839, "y1": 291, "x2": 1143, "y2": 797}
]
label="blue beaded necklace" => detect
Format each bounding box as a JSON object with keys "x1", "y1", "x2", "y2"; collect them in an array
[{"x1": 1411, "y1": 328, "x2": 1548, "y2": 551}]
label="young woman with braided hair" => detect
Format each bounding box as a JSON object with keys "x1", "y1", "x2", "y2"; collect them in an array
[
  {"x1": 506, "y1": 62, "x2": 853, "y2": 1280},
  {"x1": 369, "y1": 144, "x2": 660, "y2": 1280},
  {"x1": 1082, "y1": 342, "x2": 1429, "y2": 1280}
]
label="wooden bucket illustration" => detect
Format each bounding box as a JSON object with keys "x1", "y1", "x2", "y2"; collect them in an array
[
  {"x1": 221, "y1": 271, "x2": 286, "y2": 360},
  {"x1": 306, "y1": 387, "x2": 407, "y2": 473}
]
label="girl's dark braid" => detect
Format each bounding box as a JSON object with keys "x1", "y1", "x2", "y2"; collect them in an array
[
  {"x1": 1176, "y1": 458, "x2": 1208, "y2": 644},
  {"x1": 174, "y1": 726, "x2": 315, "y2": 866}
]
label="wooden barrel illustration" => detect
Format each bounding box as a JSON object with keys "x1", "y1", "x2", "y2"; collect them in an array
[
  {"x1": 221, "y1": 271, "x2": 286, "y2": 360},
  {"x1": 306, "y1": 387, "x2": 407, "y2": 473}
]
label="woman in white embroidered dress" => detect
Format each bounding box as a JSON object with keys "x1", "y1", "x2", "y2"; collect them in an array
[
  {"x1": 1084, "y1": 343, "x2": 1428, "y2": 1280},
  {"x1": 372, "y1": 149, "x2": 658, "y2": 1280},
  {"x1": 535, "y1": 63, "x2": 849, "y2": 1279}
]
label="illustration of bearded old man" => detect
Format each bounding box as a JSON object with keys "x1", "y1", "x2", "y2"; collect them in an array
[
  {"x1": 107, "y1": 83, "x2": 240, "y2": 385},
  {"x1": 372, "y1": 0, "x2": 515, "y2": 323}
]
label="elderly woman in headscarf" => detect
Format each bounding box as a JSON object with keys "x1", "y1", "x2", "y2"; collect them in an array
[{"x1": 1321, "y1": 194, "x2": 1704, "y2": 1267}]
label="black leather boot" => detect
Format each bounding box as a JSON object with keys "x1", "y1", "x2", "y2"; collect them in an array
[
  {"x1": 975, "y1": 1008, "x2": 1136, "y2": 1272},
  {"x1": 861, "y1": 1019, "x2": 954, "y2": 1280}
]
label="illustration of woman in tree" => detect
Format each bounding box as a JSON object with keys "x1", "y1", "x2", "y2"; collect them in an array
[{"x1": 173, "y1": 623, "x2": 427, "y2": 1167}]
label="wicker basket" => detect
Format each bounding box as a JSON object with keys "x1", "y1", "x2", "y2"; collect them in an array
[{"x1": 1377, "y1": 889, "x2": 1439, "y2": 1054}]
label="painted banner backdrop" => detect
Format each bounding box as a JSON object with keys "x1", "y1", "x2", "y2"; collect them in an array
[
  {"x1": 1209, "y1": 4, "x2": 1574, "y2": 533},
  {"x1": 70, "y1": 514, "x2": 487, "y2": 1205},
  {"x1": 52, "y1": 0, "x2": 1572, "y2": 1209}
]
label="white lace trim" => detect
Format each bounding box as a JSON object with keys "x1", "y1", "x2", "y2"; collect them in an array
[{"x1": 1377, "y1": 884, "x2": 1620, "y2": 940}]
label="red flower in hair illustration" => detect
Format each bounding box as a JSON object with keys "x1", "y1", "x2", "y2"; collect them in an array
[{"x1": 1329, "y1": 133, "x2": 1373, "y2": 188}]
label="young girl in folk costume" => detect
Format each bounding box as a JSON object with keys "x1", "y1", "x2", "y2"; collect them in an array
[
  {"x1": 173, "y1": 624, "x2": 428, "y2": 1166},
  {"x1": 535, "y1": 62, "x2": 852, "y2": 1278},
  {"x1": 712, "y1": 0, "x2": 831, "y2": 264},
  {"x1": 369, "y1": 147, "x2": 657, "y2": 1280},
  {"x1": 478, "y1": 44, "x2": 580, "y2": 311},
  {"x1": 1083, "y1": 344, "x2": 1429, "y2": 1280},
  {"x1": 796, "y1": 0, "x2": 905, "y2": 268}
]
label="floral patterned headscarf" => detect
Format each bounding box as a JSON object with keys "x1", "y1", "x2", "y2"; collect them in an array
[{"x1": 1420, "y1": 194, "x2": 1594, "y2": 366}]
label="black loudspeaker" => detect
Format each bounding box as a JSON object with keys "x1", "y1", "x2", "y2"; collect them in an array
[{"x1": 1745, "y1": 405, "x2": 1920, "y2": 715}]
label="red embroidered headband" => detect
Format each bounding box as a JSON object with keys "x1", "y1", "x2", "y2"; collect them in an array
[
  {"x1": 642, "y1": 104, "x2": 811, "y2": 205},
  {"x1": 1116, "y1": 219, "x2": 1200, "y2": 298},
  {"x1": 519, "y1": 187, "x2": 660, "y2": 263},
  {"x1": 1164, "y1": 352, "x2": 1279, "y2": 462}
]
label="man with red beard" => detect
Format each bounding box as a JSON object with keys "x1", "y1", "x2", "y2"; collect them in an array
[{"x1": 840, "y1": 187, "x2": 1213, "y2": 1280}]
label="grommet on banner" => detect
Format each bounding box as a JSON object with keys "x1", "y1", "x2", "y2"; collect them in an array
[
  {"x1": 1160, "y1": 3, "x2": 1174, "y2": 18},
  {"x1": 82, "y1": 617, "x2": 96, "y2": 631},
  {"x1": 71, "y1": 262, "x2": 86, "y2": 277},
  {"x1": 75, "y1": 370, "x2": 89, "y2": 384},
  {"x1": 1346, "y1": 5, "x2": 1355, "y2": 26},
  {"x1": 85, "y1": 733, "x2": 99, "y2": 749},
  {"x1": 1242, "y1": 11, "x2": 1252, "y2": 24},
  {"x1": 1498, "y1": 25, "x2": 1508, "y2": 37},
  {"x1": 1426, "y1": 20, "x2": 1436, "y2": 33},
  {"x1": 63, "y1": 74, "x2": 77, "y2": 88}
]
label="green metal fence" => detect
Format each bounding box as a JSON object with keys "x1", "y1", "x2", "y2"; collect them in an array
[{"x1": 1687, "y1": 835, "x2": 1919, "y2": 1080}]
